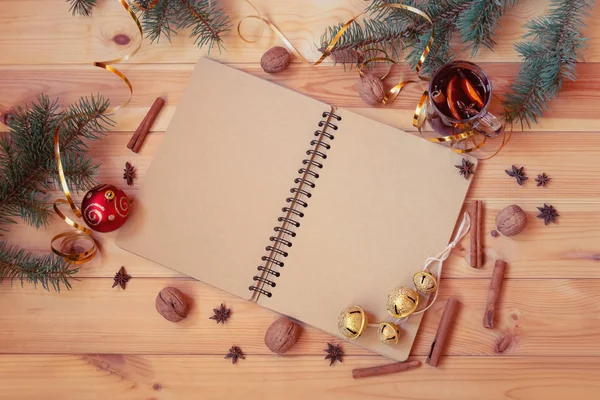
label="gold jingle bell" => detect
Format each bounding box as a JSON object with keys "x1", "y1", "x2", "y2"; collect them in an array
[
  {"x1": 413, "y1": 271, "x2": 438, "y2": 294},
  {"x1": 337, "y1": 305, "x2": 368, "y2": 339},
  {"x1": 386, "y1": 286, "x2": 420, "y2": 318},
  {"x1": 377, "y1": 322, "x2": 401, "y2": 345}
]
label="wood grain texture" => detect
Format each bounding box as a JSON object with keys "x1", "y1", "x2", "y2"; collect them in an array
[
  {"x1": 1, "y1": 277, "x2": 600, "y2": 357},
  {"x1": 3, "y1": 63, "x2": 600, "y2": 133},
  {"x1": 1, "y1": 355, "x2": 600, "y2": 400},
  {"x1": 3, "y1": 0, "x2": 600, "y2": 398}
]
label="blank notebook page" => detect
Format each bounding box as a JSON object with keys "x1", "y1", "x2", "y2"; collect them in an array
[
  {"x1": 264, "y1": 108, "x2": 472, "y2": 361},
  {"x1": 116, "y1": 57, "x2": 332, "y2": 299}
]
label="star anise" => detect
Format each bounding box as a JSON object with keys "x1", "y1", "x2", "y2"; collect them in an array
[
  {"x1": 112, "y1": 266, "x2": 131, "y2": 289},
  {"x1": 324, "y1": 343, "x2": 344, "y2": 366},
  {"x1": 225, "y1": 346, "x2": 245, "y2": 364},
  {"x1": 209, "y1": 303, "x2": 231, "y2": 324},
  {"x1": 535, "y1": 173, "x2": 550, "y2": 187},
  {"x1": 455, "y1": 158, "x2": 474, "y2": 180},
  {"x1": 505, "y1": 165, "x2": 528, "y2": 185},
  {"x1": 123, "y1": 162, "x2": 135, "y2": 186},
  {"x1": 457, "y1": 100, "x2": 478, "y2": 117},
  {"x1": 537, "y1": 204, "x2": 559, "y2": 225}
]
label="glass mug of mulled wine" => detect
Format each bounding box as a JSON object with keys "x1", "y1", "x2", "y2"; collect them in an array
[{"x1": 427, "y1": 60, "x2": 502, "y2": 137}]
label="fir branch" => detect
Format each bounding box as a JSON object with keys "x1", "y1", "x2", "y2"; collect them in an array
[
  {"x1": 133, "y1": 0, "x2": 231, "y2": 52},
  {"x1": 456, "y1": 0, "x2": 517, "y2": 56},
  {"x1": 67, "y1": 0, "x2": 97, "y2": 17},
  {"x1": 503, "y1": 0, "x2": 593, "y2": 127},
  {"x1": 320, "y1": 0, "x2": 517, "y2": 75},
  {"x1": 0, "y1": 95, "x2": 111, "y2": 230},
  {"x1": 0, "y1": 241, "x2": 78, "y2": 292}
]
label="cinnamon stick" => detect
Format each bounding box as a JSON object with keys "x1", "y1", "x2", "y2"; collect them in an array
[
  {"x1": 476, "y1": 200, "x2": 483, "y2": 268},
  {"x1": 128, "y1": 97, "x2": 165, "y2": 153},
  {"x1": 469, "y1": 200, "x2": 483, "y2": 268},
  {"x1": 426, "y1": 297, "x2": 459, "y2": 367},
  {"x1": 352, "y1": 360, "x2": 421, "y2": 379},
  {"x1": 483, "y1": 260, "x2": 507, "y2": 329}
]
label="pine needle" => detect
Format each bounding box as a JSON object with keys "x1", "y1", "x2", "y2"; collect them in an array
[
  {"x1": 67, "y1": 0, "x2": 97, "y2": 17},
  {"x1": 319, "y1": 0, "x2": 518, "y2": 75},
  {"x1": 134, "y1": 0, "x2": 231, "y2": 52},
  {"x1": 0, "y1": 241, "x2": 79, "y2": 292},
  {"x1": 0, "y1": 95, "x2": 112, "y2": 291},
  {"x1": 503, "y1": 0, "x2": 593, "y2": 127}
]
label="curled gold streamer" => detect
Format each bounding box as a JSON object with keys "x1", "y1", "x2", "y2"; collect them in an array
[
  {"x1": 51, "y1": 0, "x2": 144, "y2": 263},
  {"x1": 239, "y1": 1, "x2": 505, "y2": 157}
]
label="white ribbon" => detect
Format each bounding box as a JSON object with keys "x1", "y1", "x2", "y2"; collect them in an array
[{"x1": 405, "y1": 211, "x2": 471, "y2": 318}]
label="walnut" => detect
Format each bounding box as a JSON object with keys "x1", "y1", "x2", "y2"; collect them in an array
[
  {"x1": 495, "y1": 204, "x2": 527, "y2": 237},
  {"x1": 155, "y1": 287, "x2": 189, "y2": 322},
  {"x1": 358, "y1": 72, "x2": 385, "y2": 105},
  {"x1": 261, "y1": 46, "x2": 291, "y2": 73},
  {"x1": 264, "y1": 316, "x2": 302, "y2": 354}
]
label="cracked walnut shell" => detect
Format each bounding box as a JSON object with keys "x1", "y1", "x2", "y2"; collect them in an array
[
  {"x1": 155, "y1": 287, "x2": 189, "y2": 322},
  {"x1": 264, "y1": 317, "x2": 302, "y2": 354},
  {"x1": 495, "y1": 204, "x2": 527, "y2": 237}
]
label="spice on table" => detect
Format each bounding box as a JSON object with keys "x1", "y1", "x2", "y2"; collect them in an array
[
  {"x1": 264, "y1": 317, "x2": 302, "y2": 354},
  {"x1": 426, "y1": 297, "x2": 459, "y2": 367},
  {"x1": 123, "y1": 162, "x2": 135, "y2": 186},
  {"x1": 537, "y1": 204, "x2": 559, "y2": 225},
  {"x1": 495, "y1": 204, "x2": 527, "y2": 237},
  {"x1": 112, "y1": 266, "x2": 131, "y2": 289},
  {"x1": 491, "y1": 230, "x2": 499, "y2": 237},
  {"x1": 455, "y1": 158, "x2": 474, "y2": 180},
  {"x1": 358, "y1": 72, "x2": 386, "y2": 106},
  {"x1": 483, "y1": 260, "x2": 507, "y2": 329},
  {"x1": 505, "y1": 165, "x2": 528, "y2": 185},
  {"x1": 469, "y1": 200, "x2": 483, "y2": 268},
  {"x1": 225, "y1": 346, "x2": 245, "y2": 364},
  {"x1": 155, "y1": 287, "x2": 189, "y2": 322},
  {"x1": 352, "y1": 360, "x2": 421, "y2": 379},
  {"x1": 127, "y1": 97, "x2": 165, "y2": 153},
  {"x1": 324, "y1": 343, "x2": 344, "y2": 366},
  {"x1": 209, "y1": 303, "x2": 231, "y2": 324},
  {"x1": 535, "y1": 173, "x2": 550, "y2": 187},
  {"x1": 260, "y1": 46, "x2": 291, "y2": 74}
]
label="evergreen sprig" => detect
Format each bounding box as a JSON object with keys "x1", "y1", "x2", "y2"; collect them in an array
[
  {"x1": 0, "y1": 242, "x2": 79, "y2": 292},
  {"x1": 320, "y1": 0, "x2": 517, "y2": 75},
  {"x1": 0, "y1": 95, "x2": 111, "y2": 231},
  {"x1": 133, "y1": 0, "x2": 231, "y2": 52},
  {"x1": 503, "y1": 0, "x2": 592, "y2": 127},
  {"x1": 0, "y1": 94, "x2": 111, "y2": 291},
  {"x1": 67, "y1": 0, "x2": 97, "y2": 17}
]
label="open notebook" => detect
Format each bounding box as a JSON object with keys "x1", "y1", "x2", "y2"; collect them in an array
[{"x1": 116, "y1": 57, "x2": 475, "y2": 361}]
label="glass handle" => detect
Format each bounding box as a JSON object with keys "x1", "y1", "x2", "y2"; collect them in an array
[{"x1": 474, "y1": 112, "x2": 503, "y2": 138}]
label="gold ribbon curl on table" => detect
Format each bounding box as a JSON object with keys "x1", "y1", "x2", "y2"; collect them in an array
[
  {"x1": 239, "y1": 1, "x2": 510, "y2": 157},
  {"x1": 50, "y1": 0, "x2": 145, "y2": 264}
]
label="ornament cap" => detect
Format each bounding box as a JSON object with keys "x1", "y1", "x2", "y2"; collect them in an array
[{"x1": 337, "y1": 305, "x2": 368, "y2": 340}]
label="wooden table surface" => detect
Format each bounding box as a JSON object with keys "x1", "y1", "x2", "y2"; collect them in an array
[{"x1": 2, "y1": 0, "x2": 600, "y2": 399}]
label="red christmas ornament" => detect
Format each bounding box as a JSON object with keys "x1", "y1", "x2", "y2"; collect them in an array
[{"x1": 81, "y1": 184, "x2": 130, "y2": 233}]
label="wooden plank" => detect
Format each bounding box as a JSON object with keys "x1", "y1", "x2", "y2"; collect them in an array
[
  {"x1": 3, "y1": 128, "x2": 600, "y2": 279},
  {"x1": 1, "y1": 278, "x2": 599, "y2": 357},
  {"x1": 1, "y1": 0, "x2": 600, "y2": 64},
  {"x1": 2, "y1": 62, "x2": 600, "y2": 134},
  {"x1": 1, "y1": 354, "x2": 600, "y2": 400}
]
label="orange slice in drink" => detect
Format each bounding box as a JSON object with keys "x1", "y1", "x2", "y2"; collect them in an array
[
  {"x1": 446, "y1": 76, "x2": 463, "y2": 120},
  {"x1": 461, "y1": 76, "x2": 485, "y2": 108}
]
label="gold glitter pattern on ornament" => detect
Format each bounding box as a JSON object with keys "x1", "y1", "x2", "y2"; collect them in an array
[
  {"x1": 337, "y1": 305, "x2": 367, "y2": 339},
  {"x1": 386, "y1": 286, "x2": 419, "y2": 318}
]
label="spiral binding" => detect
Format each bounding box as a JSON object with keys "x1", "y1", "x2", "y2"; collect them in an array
[{"x1": 249, "y1": 110, "x2": 341, "y2": 299}]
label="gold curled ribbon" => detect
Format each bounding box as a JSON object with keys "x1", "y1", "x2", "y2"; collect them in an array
[
  {"x1": 51, "y1": 0, "x2": 143, "y2": 263},
  {"x1": 239, "y1": 1, "x2": 508, "y2": 157}
]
